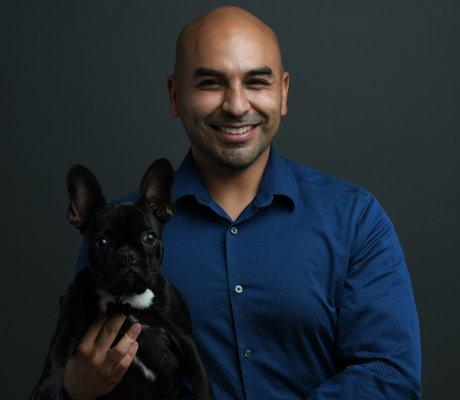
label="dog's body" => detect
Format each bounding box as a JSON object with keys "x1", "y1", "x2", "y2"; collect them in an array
[{"x1": 30, "y1": 159, "x2": 214, "y2": 400}]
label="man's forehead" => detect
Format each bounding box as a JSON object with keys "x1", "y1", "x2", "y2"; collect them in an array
[
  {"x1": 185, "y1": 32, "x2": 281, "y2": 78},
  {"x1": 190, "y1": 31, "x2": 278, "y2": 74},
  {"x1": 176, "y1": 7, "x2": 283, "y2": 77}
]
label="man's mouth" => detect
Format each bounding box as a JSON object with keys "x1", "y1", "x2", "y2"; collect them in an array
[
  {"x1": 212, "y1": 124, "x2": 257, "y2": 135},
  {"x1": 210, "y1": 124, "x2": 260, "y2": 142}
]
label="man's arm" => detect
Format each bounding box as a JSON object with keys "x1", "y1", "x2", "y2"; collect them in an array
[{"x1": 308, "y1": 192, "x2": 421, "y2": 399}]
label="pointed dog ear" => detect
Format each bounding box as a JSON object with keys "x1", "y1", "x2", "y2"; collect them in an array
[
  {"x1": 67, "y1": 164, "x2": 106, "y2": 232},
  {"x1": 137, "y1": 158, "x2": 175, "y2": 223}
]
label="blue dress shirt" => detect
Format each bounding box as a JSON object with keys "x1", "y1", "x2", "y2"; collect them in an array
[{"x1": 73, "y1": 145, "x2": 421, "y2": 399}]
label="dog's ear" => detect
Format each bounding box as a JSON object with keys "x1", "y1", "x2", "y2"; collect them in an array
[
  {"x1": 137, "y1": 158, "x2": 175, "y2": 223},
  {"x1": 67, "y1": 165, "x2": 106, "y2": 232}
]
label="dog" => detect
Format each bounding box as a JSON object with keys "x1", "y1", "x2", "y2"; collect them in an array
[{"x1": 30, "y1": 159, "x2": 215, "y2": 399}]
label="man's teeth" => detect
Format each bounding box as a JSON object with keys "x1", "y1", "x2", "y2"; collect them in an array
[{"x1": 217, "y1": 125, "x2": 254, "y2": 135}]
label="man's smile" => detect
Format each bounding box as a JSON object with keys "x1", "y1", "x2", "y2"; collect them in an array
[{"x1": 210, "y1": 123, "x2": 260, "y2": 143}]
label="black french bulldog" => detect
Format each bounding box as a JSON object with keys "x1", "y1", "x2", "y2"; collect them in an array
[{"x1": 30, "y1": 159, "x2": 215, "y2": 400}]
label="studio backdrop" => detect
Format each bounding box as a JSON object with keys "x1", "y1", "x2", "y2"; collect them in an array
[{"x1": 1, "y1": 1, "x2": 459, "y2": 399}]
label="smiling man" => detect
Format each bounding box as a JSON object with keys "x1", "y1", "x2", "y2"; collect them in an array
[{"x1": 63, "y1": 5, "x2": 421, "y2": 400}]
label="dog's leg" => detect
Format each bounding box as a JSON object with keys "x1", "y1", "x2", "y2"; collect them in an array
[
  {"x1": 30, "y1": 327, "x2": 79, "y2": 399},
  {"x1": 155, "y1": 319, "x2": 214, "y2": 400},
  {"x1": 175, "y1": 334, "x2": 215, "y2": 400},
  {"x1": 30, "y1": 292, "x2": 88, "y2": 400}
]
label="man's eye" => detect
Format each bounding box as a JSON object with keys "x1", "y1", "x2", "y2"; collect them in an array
[
  {"x1": 246, "y1": 79, "x2": 268, "y2": 86},
  {"x1": 142, "y1": 232, "x2": 158, "y2": 247},
  {"x1": 198, "y1": 79, "x2": 223, "y2": 87},
  {"x1": 95, "y1": 236, "x2": 109, "y2": 249}
]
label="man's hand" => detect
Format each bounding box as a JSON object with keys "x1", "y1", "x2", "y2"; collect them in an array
[{"x1": 63, "y1": 314, "x2": 142, "y2": 400}]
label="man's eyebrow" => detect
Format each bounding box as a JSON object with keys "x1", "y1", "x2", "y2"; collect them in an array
[
  {"x1": 193, "y1": 66, "x2": 273, "y2": 80},
  {"x1": 193, "y1": 68, "x2": 226, "y2": 80},
  {"x1": 246, "y1": 66, "x2": 273, "y2": 77}
]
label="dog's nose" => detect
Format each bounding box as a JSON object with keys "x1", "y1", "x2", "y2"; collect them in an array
[{"x1": 118, "y1": 247, "x2": 137, "y2": 264}]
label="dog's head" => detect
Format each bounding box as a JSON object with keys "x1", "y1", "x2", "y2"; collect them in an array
[{"x1": 67, "y1": 159, "x2": 175, "y2": 296}]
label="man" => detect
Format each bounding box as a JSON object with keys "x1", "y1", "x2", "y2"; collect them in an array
[{"x1": 63, "y1": 6, "x2": 421, "y2": 399}]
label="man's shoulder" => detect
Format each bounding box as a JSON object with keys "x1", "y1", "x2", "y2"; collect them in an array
[
  {"x1": 280, "y1": 154, "x2": 369, "y2": 197},
  {"x1": 114, "y1": 155, "x2": 370, "y2": 204}
]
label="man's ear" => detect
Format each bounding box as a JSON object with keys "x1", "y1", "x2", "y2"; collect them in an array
[
  {"x1": 281, "y1": 70, "x2": 290, "y2": 116},
  {"x1": 67, "y1": 165, "x2": 106, "y2": 232},
  {"x1": 167, "y1": 75, "x2": 179, "y2": 117},
  {"x1": 137, "y1": 158, "x2": 175, "y2": 223}
]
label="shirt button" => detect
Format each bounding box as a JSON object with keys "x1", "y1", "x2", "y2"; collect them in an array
[
  {"x1": 244, "y1": 348, "x2": 252, "y2": 358},
  {"x1": 235, "y1": 285, "x2": 243, "y2": 294},
  {"x1": 230, "y1": 226, "x2": 238, "y2": 235}
]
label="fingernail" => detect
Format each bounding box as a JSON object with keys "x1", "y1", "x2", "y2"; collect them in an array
[{"x1": 133, "y1": 323, "x2": 142, "y2": 333}]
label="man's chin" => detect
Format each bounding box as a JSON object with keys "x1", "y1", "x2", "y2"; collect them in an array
[
  {"x1": 213, "y1": 143, "x2": 270, "y2": 170},
  {"x1": 193, "y1": 139, "x2": 269, "y2": 171}
]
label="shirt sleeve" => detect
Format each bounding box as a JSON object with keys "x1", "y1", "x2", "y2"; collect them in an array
[{"x1": 307, "y1": 192, "x2": 421, "y2": 399}]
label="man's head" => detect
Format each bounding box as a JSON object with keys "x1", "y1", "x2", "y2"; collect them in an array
[{"x1": 168, "y1": 6, "x2": 289, "y2": 170}]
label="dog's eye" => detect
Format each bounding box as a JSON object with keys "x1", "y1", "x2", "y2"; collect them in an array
[
  {"x1": 142, "y1": 232, "x2": 157, "y2": 247},
  {"x1": 95, "y1": 236, "x2": 109, "y2": 249}
]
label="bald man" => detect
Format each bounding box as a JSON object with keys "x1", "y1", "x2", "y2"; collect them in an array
[{"x1": 62, "y1": 6, "x2": 421, "y2": 400}]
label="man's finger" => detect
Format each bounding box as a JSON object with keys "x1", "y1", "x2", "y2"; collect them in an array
[
  {"x1": 105, "y1": 323, "x2": 142, "y2": 366},
  {"x1": 94, "y1": 314, "x2": 127, "y2": 353},
  {"x1": 78, "y1": 314, "x2": 109, "y2": 347},
  {"x1": 110, "y1": 342, "x2": 139, "y2": 382}
]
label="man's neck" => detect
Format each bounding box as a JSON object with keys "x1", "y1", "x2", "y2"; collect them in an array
[{"x1": 191, "y1": 145, "x2": 271, "y2": 221}]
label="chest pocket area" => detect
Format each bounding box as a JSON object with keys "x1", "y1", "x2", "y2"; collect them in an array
[{"x1": 242, "y1": 223, "x2": 342, "y2": 336}]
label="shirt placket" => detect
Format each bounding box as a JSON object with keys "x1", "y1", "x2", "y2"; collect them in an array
[{"x1": 224, "y1": 196, "x2": 269, "y2": 400}]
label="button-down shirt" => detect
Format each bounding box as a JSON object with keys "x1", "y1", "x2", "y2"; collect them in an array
[{"x1": 75, "y1": 145, "x2": 421, "y2": 399}]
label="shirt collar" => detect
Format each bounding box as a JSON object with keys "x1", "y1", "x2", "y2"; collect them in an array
[
  {"x1": 256, "y1": 145, "x2": 298, "y2": 209},
  {"x1": 171, "y1": 147, "x2": 205, "y2": 203},
  {"x1": 172, "y1": 144, "x2": 298, "y2": 210}
]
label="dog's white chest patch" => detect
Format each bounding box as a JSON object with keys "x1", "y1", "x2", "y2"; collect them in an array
[{"x1": 96, "y1": 288, "x2": 155, "y2": 313}]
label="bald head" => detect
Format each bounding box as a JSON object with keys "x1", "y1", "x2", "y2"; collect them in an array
[{"x1": 174, "y1": 6, "x2": 284, "y2": 79}]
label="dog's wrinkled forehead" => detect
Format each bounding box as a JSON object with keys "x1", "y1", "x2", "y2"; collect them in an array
[{"x1": 89, "y1": 202, "x2": 161, "y2": 238}]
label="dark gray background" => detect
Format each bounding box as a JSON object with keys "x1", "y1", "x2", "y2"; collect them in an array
[{"x1": 1, "y1": 1, "x2": 459, "y2": 398}]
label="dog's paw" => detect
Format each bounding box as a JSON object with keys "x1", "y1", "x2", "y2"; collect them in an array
[{"x1": 192, "y1": 378, "x2": 215, "y2": 400}]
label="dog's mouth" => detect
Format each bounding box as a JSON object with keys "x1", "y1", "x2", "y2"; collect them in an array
[{"x1": 100, "y1": 271, "x2": 149, "y2": 296}]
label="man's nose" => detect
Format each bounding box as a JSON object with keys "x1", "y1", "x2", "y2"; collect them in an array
[
  {"x1": 221, "y1": 86, "x2": 251, "y2": 117},
  {"x1": 117, "y1": 246, "x2": 137, "y2": 264}
]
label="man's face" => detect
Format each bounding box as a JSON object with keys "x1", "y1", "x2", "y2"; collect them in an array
[{"x1": 168, "y1": 26, "x2": 289, "y2": 169}]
